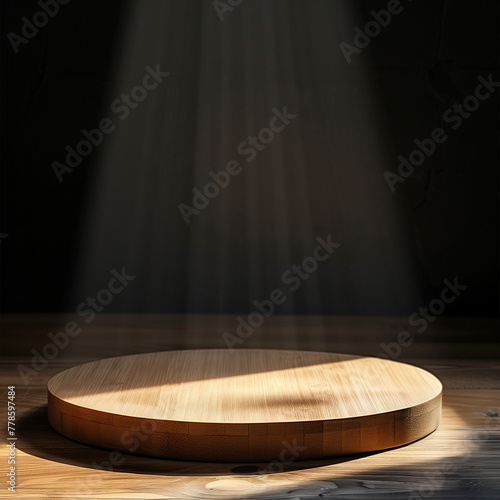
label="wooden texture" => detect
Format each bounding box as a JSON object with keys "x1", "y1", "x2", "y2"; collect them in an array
[
  {"x1": 47, "y1": 349, "x2": 442, "y2": 462},
  {"x1": 1, "y1": 314, "x2": 499, "y2": 499}
]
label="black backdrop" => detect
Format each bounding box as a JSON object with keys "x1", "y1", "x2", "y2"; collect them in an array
[{"x1": 1, "y1": 0, "x2": 498, "y2": 317}]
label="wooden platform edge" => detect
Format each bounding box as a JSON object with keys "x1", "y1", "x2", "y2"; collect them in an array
[{"x1": 47, "y1": 389, "x2": 442, "y2": 462}]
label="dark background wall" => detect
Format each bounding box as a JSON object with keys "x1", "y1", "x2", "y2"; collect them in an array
[{"x1": 1, "y1": 0, "x2": 498, "y2": 316}]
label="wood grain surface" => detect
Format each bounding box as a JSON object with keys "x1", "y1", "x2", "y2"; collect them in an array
[
  {"x1": 1, "y1": 314, "x2": 499, "y2": 499},
  {"x1": 47, "y1": 349, "x2": 442, "y2": 461}
]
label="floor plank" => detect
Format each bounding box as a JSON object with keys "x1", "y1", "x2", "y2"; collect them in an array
[{"x1": 1, "y1": 314, "x2": 499, "y2": 499}]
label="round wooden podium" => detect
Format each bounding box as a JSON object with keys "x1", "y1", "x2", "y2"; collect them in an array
[{"x1": 47, "y1": 349, "x2": 441, "y2": 462}]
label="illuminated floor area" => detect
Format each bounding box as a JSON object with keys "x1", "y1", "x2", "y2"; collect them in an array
[{"x1": 2, "y1": 314, "x2": 499, "y2": 499}]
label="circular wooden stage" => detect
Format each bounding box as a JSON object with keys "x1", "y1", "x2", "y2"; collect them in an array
[{"x1": 47, "y1": 349, "x2": 442, "y2": 462}]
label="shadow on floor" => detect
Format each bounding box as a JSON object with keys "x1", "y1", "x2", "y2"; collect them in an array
[{"x1": 17, "y1": 405, "x2": 499, "y2": 498}]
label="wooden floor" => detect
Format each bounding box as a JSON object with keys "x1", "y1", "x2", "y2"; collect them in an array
[{"x1": 1, "y1": 314, "x2": 499, "y2": 499}]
